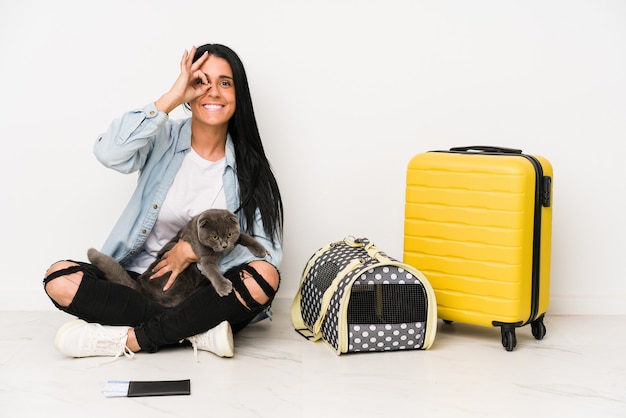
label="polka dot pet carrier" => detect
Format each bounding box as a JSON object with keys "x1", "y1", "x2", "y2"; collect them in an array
[{"x1": 291, "y1": 237, "x2": 437, "y2": 354}]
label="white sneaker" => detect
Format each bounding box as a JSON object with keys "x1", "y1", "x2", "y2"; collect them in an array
[
  {"x1": 55, "y1": 319, "x2": 134, "y2": 359},
  {"x1": 187, "y1": 321, "x2": 234, "y2": 360}
]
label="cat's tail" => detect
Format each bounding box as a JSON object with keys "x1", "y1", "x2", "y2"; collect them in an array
[{"x1": 87, "y1": 248, "x2": 140, "y2": 291}]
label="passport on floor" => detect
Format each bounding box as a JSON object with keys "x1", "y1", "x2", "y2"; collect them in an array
[{"x1": 102, "y1": 379, "x2": 190, "y2": 397}]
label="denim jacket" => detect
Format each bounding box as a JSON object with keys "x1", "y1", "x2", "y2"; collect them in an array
[{"x1": 92, "y1": 102, "x2": 283, "y2": 274}]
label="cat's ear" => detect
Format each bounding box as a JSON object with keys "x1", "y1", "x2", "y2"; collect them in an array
[
  {"x1": 228, "y1": 213, "x2": 238, "y2": 224},
  {"x1": 199, "y1": 219, "x2": 208, "y2": 227}
]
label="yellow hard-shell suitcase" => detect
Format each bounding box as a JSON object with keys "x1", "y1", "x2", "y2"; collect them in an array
[{"x1": 403, "y1": 146, "x2": 553, "y2": 351}]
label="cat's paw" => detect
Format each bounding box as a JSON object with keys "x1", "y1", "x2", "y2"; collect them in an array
[
  {"x1": 215, "y1": 279, "x2": 233, "y2": 297},
  {"x1": 250, "y1": 246, "x2": 269, "y2": 258}
]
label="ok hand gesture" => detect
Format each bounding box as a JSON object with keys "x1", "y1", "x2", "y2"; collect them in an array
[{"x1": 156, "y1": 46, "x2": 211, "y2": 114}]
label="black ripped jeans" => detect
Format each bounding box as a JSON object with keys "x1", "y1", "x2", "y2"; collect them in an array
[{"x1": 43, "y1": 261, "x2": 278, "y2": 352}]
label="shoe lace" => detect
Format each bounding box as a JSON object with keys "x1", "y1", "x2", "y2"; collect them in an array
[
  {"x1": 93, "y1": 324, "x2": 135, "y2": 362},
  {"x1": 117, "y1": 344, "x2": 136, "y2": 360},
  {"x1": 185, "y1": 335, "x2": 203, "y2": 363},
  {"x1": 88, "y1": 325, "x2": 135, "y2": 368}
]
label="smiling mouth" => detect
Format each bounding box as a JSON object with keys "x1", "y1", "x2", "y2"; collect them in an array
[{"x1": 203, "y1": 104, "x2": 224, "y2": 111}]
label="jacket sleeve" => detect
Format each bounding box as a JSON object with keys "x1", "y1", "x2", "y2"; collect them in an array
[{"x1": 93, "y1": 103, "x2": 169, "y2": 174}]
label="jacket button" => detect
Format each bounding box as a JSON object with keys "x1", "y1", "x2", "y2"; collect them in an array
[
  {"x1": 141, "y1": 229, "x2": 147, "y2": 234},
  {"x1": 149, "y1": 111, "x2": 155, "y2": 116},
  {"x1": 153, "y1": 204, "x2": 158, "y2": 209}
]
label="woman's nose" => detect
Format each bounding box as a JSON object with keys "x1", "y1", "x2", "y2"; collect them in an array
[{"x1": 205, "y1": 82, "x2": 220, "y2": 96}]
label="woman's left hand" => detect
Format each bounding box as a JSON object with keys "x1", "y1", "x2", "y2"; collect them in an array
[{"x1": 150, "y1": 239, "x2": 199, "y2": 291}]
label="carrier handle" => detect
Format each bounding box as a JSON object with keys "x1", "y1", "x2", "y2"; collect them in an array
[
  {"x1": 450, "y1": 145, "x2": 523, "y2": 154},
  {"x1": 343, "y1": 236, "x2": 368, "y2": 248},
  {"x1": 365, "y1": 246, "x2": 394, "y2": 264}
]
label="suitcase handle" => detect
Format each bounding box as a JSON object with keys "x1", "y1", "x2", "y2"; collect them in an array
[{"x1": 450, "y1": 146, "x2": 523, "y2": 154}]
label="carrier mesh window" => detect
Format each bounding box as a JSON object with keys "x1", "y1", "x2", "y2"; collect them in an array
[
  {"x1": 314, "y1": 262, "x2": 340, "y2": 293},
  {"x1": 347, "y1": 284, "x2": 427, "y2": 324}
]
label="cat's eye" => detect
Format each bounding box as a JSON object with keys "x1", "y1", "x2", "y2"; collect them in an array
[
  {"x1": 211, "y1": 235, "x2": 219, "y2": 240},
  {"x1": 227, "y1": 233, "x2": 233, "y2": 238}
]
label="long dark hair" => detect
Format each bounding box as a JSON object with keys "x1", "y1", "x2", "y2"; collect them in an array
[{"x1": 190, "y1": 44, "x2": 283, "y2": 243}]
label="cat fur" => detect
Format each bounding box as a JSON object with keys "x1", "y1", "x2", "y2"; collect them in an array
[{"x1": 87, "y1": 209, "x2": 268, "y2": 307}]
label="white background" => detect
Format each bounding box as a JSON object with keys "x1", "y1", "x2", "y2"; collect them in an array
[{"x1": 1, "y1": 0, "x2": 624, "y2": 314}]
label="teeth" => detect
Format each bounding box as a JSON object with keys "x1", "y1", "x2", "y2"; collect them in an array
[{"x1": 204, "y1": 104, "x2": 223, "y2": 110}]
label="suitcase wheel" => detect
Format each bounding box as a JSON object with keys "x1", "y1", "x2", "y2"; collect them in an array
[
  {"x1": 500, "y1": 326, "x2": 517, "y2": 351},
  {"x1": 530, "y1": 316, "x2": 547, "y2": 340}
]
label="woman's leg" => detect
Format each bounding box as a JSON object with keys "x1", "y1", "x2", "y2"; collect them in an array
[
  {"x1": 133, "y1": 261, "x2": 280, "y2": 354},
  {"x1": 43, "y1": 260, "x2": 166, "y2": 355},
  {"x1": 46, "y1": 260, "x2": 280, "y2": 358},
  {"x1": 43, "y1": 260, "x2": 166, "y2": 325}
]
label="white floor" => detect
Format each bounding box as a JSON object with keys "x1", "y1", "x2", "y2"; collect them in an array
[{"x1": 1, "y1": 297, "x2": 625, "y2": 418}]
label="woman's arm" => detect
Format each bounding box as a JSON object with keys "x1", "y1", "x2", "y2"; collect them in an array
[
  {"x1": 149, "y1": 239, "x2": 199, "y2": 291},
  {"x1": 93, "y1": 104, "x2": 166, "y2": 174},
  {"x1": 93, "y1": 46, "x2": 211, "y2": 174}
]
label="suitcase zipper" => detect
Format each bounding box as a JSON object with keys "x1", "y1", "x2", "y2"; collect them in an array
[{"x1": 520, "y1": 154, "x2": 548, "y2": 326}]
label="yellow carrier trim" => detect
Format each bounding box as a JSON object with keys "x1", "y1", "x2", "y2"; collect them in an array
[
  {"x1": 335, "y1": 258, "x2": 438, "y2": 354},
  {"x1": 292, "y1": 237, "x2": 438, "y2": 354}
]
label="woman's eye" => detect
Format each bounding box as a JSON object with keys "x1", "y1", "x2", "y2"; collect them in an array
[{"x1": 219, "y1": 80, "x2": 232, "y2": 88}]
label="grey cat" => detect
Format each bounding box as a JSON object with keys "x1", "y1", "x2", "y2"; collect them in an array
[{"x1": 87, "y1": 209, "x2": 268, "y2": 307}]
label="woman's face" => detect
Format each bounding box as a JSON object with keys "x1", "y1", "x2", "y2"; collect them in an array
[{"x1": 190, "y1": 55, "x2": 236, "y2": 129}]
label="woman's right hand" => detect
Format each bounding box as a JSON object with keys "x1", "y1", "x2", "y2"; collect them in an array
[
  {"x1": 155, "y1": 46, "x2": 211, "y2": 114},
  {"x1": 150, "y1": 239, "x2": 199, "y2": 291}
]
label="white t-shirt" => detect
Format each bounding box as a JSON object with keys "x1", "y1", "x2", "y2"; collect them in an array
[{"x1": 126, "y1": 148, "x2": 227, "y2": 273}]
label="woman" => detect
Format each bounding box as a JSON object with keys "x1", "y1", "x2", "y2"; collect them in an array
[{"x1": 43, "y1": 43, "x2": 283, "y2": 359}]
